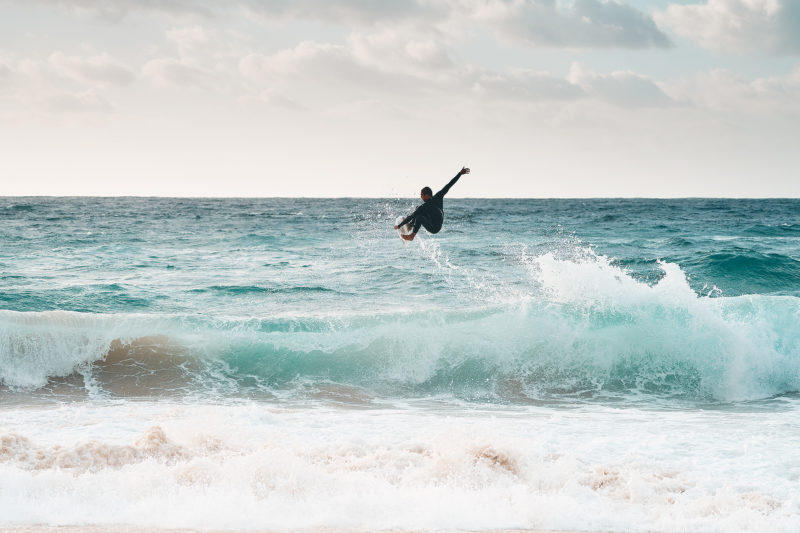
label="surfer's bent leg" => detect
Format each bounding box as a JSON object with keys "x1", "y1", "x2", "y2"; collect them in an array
[{"x1": 412, "y1": 213, "x2": 439, "y2": 234}]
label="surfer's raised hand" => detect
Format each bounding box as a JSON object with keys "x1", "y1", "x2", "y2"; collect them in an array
[{"x1": 459, "y1": 167, "x2": 470, "y2": 176}]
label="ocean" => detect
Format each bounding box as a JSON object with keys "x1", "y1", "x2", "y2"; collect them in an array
[{"x1": 1, "y1": 197, "x2": 799, "y2": 532}]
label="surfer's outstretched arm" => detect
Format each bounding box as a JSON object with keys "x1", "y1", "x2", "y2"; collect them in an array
[{"x1": 435, "y1": 167, "x2": 470, "y2": 199}]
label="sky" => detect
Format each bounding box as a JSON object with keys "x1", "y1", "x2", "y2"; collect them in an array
[{"x1": 0, "y1": 0, "x2": 799, "y2": 197}]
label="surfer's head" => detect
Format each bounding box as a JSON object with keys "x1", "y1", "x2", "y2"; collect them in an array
[{"x1": 420, "y1": 187, "x2": 433, "y2": 201}]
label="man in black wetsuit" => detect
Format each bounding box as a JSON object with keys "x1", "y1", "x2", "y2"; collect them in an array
[{"x1": 394, "y1": 166, "x2": 470, "y2": 241}]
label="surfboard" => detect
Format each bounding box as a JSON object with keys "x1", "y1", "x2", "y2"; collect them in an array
[{"x1": 395, "y1": 216, "x2": 412, "y2": 239}]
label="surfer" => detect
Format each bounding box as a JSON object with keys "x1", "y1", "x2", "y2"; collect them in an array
[{"x1": 394, "y1": 167, "x2": 470, "y2": 241}]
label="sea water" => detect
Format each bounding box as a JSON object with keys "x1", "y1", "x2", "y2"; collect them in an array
[{"x1": 1, "y1": 197, "x2": 799, "y2": 532}]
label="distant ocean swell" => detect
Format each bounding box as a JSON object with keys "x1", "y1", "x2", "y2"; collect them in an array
[{"x1": 2, "y1": 251, "x2": 798, "y2": 403}]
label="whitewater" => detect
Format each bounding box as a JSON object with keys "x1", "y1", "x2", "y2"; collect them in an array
[{"x1": 1, "y1": 197, "x2": 800, "y2": 532}]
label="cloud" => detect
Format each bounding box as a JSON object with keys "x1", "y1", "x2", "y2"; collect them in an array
[
  {"x1": 0, "y1": 61, "x2": 12, "y2": 84},
  {"x1": 240, "y1": 42, "x2": 375, "y2": 86},
  {"x1": 568, "y1": 62, "x2": 672, "y2": 107},
  {"x1": 662, "y1": 66, "x2": 800, "y2": 114},
  {"x1": 23, "y1": 0, "x2": 671, "y2": 50},
  {"x1": 0, "y1": 54, "x2": 121, "y2": 115},
  {"x1": 45, "y1": 88, "x2": 113, "y2": 113},
  {"x1": 465, "y1": 66, "x2": 585, "y2": 102},
  {"x1": 240, "y1": 0, "x2": 437, "y2": 26},
  {"x1": 142, "y1": 57, "x2": 215, "y2": 88},
  {"x1": 245, "y1": 0, "x2": 673, "y2": 49},
  {"x1": 346, "y1": 29, "x2": 454, "y2": 77},
  {"x1": 49, "y1": 51, "x2": 135, "y2": 87},
  {"x1": 238, "y1": 29, "x2": 461, "y2": 93},
  {"x1": 23, "y1": 0, "x2": 214, "y2": 20},
  {"x1": 473, "y1": 0, "x2": 672, "y2": 49},
  {"x1": 256, "y1": 88, "x2": 305, "y2": 110},
  {"x1": 19, "y1": 0, "x2": 428, "y2": 25},
  {"x1": 165, "y1": 25, "x2": 214, "y2": 54},
  {"x1": 655, "y1": 0, "x2": 800, "y2": 54},
  {"x1": 3, "y1": 2, "x2": 787, "y2": 119},
  {"x1": 238, "y1": 34, "x2": 587, "y2": 111},
  {"x1": 243, "y1": 1, "x2": 672, "y2": 49}
]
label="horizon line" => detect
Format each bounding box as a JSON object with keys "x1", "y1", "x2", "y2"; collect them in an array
[{"x1": 2, "y1": 195, "x2": 799, "y2": 201}]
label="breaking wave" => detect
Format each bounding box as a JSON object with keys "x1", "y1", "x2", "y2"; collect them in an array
[{"x1": 1, "y1": 251, "x2": 799, "y2": 403}]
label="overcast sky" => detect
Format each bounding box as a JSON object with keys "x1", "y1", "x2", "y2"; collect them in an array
[{"x1": 1, "y1": 0, "x2": 798, "y2": 197}]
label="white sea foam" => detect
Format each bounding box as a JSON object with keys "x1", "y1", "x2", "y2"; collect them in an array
[{"x1": 1, "y1": 401, "x2": 799, "y2": 532}]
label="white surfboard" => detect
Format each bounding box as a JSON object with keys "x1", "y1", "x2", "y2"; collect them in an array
[{"x1": 395, "y1": 216, "x2": 412, "y2": 239}]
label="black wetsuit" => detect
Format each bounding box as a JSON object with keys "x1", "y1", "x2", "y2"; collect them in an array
[{"x1": 398, "y1": 173, "x2": 462, "y2": 235}]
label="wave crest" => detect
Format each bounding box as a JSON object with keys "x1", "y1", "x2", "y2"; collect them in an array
[{"x1": 1, "y1": 251, "x2": 799, "y2": 403}]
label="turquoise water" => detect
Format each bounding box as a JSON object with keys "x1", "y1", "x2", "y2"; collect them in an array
[
  {"x1": 2, "y1": 197, "x2": 800, "y2": 532},
  {"x1": 1, "y1": 197, "x2": 800, "y2": 404}
]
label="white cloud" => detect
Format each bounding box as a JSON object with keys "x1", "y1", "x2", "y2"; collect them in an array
[
  {"x1": 655, "y1": 0, "x2": 800, "y2": 54},
  {"x1": 568, "y1": 62, "x2": 672, "y2": 107},
  {"x1": 472, "y1": 0, "x2": 672, "y2": 49},
  {"x1": 25, "y1": 0, "x2": 213, "y2": 20},
  {"x1": 237, "y1": 29, "x2": 679, "y2": 112},
  {"x1": 346, "y1": 29, "x2": 454, "y2": 77},
  {"x1": 142, "y1": 57, "x2": 214, "y2": 88},
  {"x1": 238, "y1": 33, "x2": 588, "y2": 112},
  {"x1": 240, "y1": 0, "x2": 437, "y2": 26},
  {"x1": 464, "y1": 66, "x2": 585, "y2": 102},
  {"x1": 662, "y1": 66, "x2": 800, "y2": 114},
  {"x1": 165, "y1": 25, "x2": 214, "y2": 55},
  {"x1": 239, "y1": 32, "x2": 458, "y2": 92},
  {"x1": 256, "y1": 88, "x2": 305, "y2": 110},
  {"x1": 23, "y1": 0, "x2": 671, "y2": 50},
  {"x1": 239, "y1": 42, "x2": 374, "y2": 86},
  {"x1": 0, "y1": 63, "x2": 13, "y2": 89},
  {"x1": 49, "y1": 51, "x2": 134, "y2": 87},
  {"x1": 0, "y1": 53, "x2": 121, "y2": 115},
  {"x1": 45, "y1": 88, "x2": 112, "y2": 113},
  {"x1": 243, "y1": 1, "x2": 672, "y2": 49}
]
